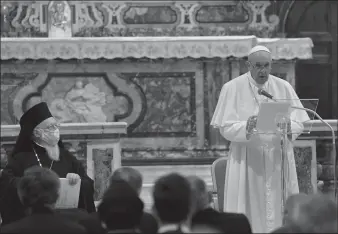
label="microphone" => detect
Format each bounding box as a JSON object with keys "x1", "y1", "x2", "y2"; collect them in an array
[{"x1": 258, "y1": 88, "x2": 275, "y2": 100}]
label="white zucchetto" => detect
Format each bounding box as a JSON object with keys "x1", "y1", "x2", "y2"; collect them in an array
[{"x1": 249, "y1": 45, "x2": 271, "y2": 55}]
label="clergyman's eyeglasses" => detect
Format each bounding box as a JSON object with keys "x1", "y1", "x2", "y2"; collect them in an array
[
  {"x1": 40, "y1": 123, "x2": 60, "y2": 132},
  {"x1": 249, "y1": 62, "x2": 271, "y2": 71}
]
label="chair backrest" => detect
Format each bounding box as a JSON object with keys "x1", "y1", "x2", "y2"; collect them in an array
[{"x1": 211, "y1": 157, "x2": 227, "y2": 212}]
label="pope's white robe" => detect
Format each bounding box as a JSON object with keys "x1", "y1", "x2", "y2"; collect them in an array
[{"x1": 211, "y1": 72, "x2": 310, "y2": 233}]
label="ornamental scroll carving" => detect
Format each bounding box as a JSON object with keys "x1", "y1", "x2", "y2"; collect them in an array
[
  {"x1": 1, "y1": 0, "x2": 281, "y2": 37},
  {"x1": 2, "y1": 64, "x2": 142, "y2": 129},
  {"x1": 47, "y1": 1, "x2": 72, "y2": 38}
]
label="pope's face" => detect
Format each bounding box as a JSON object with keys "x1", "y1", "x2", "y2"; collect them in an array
[{"x1": 247, "y1": 51, "x2": 272, "y2": 85}]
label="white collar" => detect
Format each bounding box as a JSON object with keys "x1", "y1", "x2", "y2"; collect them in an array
[{"x1": 158, "y1": 224, "x2": 190, "y2": 233}]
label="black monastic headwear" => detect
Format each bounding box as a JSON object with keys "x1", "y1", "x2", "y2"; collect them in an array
[
  {"x1": 19, "y1": 102, "x2": 53, "y2": 131},
  {"x1": 11, "y1": 102, "x2": 60, "y2": 156}
]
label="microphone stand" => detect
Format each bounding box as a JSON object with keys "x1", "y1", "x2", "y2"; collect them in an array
[
  {"x1": 265, "y1": 97, "x2": 288, "y2": 212},
  {"x1": 261, "y1": 95, "x2": 337, "y2": 209}
]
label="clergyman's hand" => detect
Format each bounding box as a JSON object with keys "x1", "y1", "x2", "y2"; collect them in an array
[
  {"x1": 246, "y1": 115, "x2": 257, "y2": 140},
  {"x1": 66, "y1": 173, "x2": 80, "y2": 185}
]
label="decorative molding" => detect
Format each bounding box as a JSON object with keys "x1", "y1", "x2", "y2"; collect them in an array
[
  {"x1": 0, "y1": 122, "x2": 127, "y2": 138},
  {"x1": 0, "y1": 36, "x2": 313, "y2": 60},
  {"x1": 0, "y1": 1, "x2": 281, "y2": 37},
  {"x1": 1, "y1": 64, "x2": 147, "y2": 127},
  {"x1": 246, "y1": 1, "x2": 279, "y2": 33}
]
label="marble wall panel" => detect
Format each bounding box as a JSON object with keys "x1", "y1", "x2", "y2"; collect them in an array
[
  {"x1": 293, "y1": 140, "x2": 317, "y2": 194},
  {"x1": 123, "y1": 72, "x2": 196, "y2": 136},
  {"x1": 0, "y1": 73, "x2": 39, "y2": 125},
  {"x1": 205, "y1": 60, "x2": 231, "y2": 147},
  {"x1": 92, "y1": 148, "x2": 114, "y2": 200},
  {"x1": 1, "y1": 59, "x2": 205, "y2": 150}
]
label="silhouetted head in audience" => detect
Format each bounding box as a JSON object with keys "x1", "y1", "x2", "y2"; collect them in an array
[
  {"x1": 17, "y1": 166, "x2": 60, "y2": 212},
  {"x1": 186, "y1": 175, "x2": 212, "y2": 216},
  {"x1": 98, "y1": 178, "x2": 144, "y2": 232},
  {"x1": 152, "y1": 173, "x2": 191, "y2": 225},
  {"x1": 292, "y1": 193, "x2": 337, "y2": 233},
  {"x1": 271, "y1": 223, "x2": 303, "y2": 233},
  {"x1": 283, "y1": 193, "x2": 310, "y2": 225},
  {"x1": 110, "y1": 167, "x2": 143, "y2": 195}
]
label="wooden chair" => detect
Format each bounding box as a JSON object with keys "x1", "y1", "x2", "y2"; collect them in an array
[{"x1": 211, "y1": 157, "x2": 227, "y2": 212}]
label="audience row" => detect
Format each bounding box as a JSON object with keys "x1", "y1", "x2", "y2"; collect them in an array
[{"x1": 0, "y1": 166, "x2": 337, "y2": 233}]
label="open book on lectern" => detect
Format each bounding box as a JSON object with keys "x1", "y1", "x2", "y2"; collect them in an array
[{"x1": 255, "y1": 99, "x2": 318, "y2": 136}]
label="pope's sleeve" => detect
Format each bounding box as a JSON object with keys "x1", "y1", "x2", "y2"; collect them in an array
[{"x1": 210, "y1": 82, "x2": 249, "y2": 143}]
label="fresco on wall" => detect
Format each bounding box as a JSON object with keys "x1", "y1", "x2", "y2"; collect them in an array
[{"x1": 41, "y1": 76, "x2": 128, "y2": 123}]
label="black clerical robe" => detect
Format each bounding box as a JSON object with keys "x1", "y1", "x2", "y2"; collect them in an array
[{"x1": 0, "y1": 144, "x2": 96, "y2": 225}]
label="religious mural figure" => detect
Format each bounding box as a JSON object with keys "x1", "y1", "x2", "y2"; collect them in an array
[
  {"x1": 47, "y1": 1, "x2": 72, "y2": 38},
  {"x1": 49, "y1": 98, "x2": 73, "y2": 123},
  {"x1": 50, "y1": 80, "x2": 107, "y2": 123}
]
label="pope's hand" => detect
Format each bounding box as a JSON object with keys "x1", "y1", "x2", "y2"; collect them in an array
[{"x1": 66, "y1": 173, "x2": 80, "y2": 185}]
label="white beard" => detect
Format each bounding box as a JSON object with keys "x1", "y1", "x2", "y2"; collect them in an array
[{"x1": 45, "y1": 145, "x2": 60, "y2": 161}]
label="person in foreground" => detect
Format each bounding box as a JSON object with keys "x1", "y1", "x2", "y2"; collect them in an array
[
  {"x1": 272, "y1": 193, "x2": 337, "y2": 233},
  {"x1": 187, "y1": 175, "x2": 252, "y2": 233},
  {"x1": 78, "y1": 167, "x2": 158, "y2": 234},
  {"x1": 270, "y1": 193, "x2": 309, "y2": 233},
  {"x1": 289, "y1": 193, "x2": 337, "y2": 233},
  {"x1": 97, "y1": 178, "x2": 144, "y2": 234},
  {"x1": 0, "y1": 102, "x2": 95, "y2": 225},
  {"x1": 153, "y1": 173, "x2": 191, "y2": 233},
  {"x1": 210, "y1": 45, "x2": 310, "y2": 232},
  {"x1": 0, "y1": 166, "x2": 86, "y2": 234}
]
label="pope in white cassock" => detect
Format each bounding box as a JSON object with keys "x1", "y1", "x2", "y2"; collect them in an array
[{"x1": 211, "y1": 46, "x2": 310, "y2": 233}]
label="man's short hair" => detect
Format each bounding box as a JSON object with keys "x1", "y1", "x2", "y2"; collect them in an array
[
  {"x1": 294, "y1": 193, "x2": 337, "y2": 233},
  {"x1": 153, "y1": 173, "x2": 191, "y2": 223},
  {"x1": 98, "y1": 178, "x2": 144, "y2": 230},
  {"x1": 17, "y1": 166, "x2": 60, "y2": 207},
  {"x1": 283, "y1": 193, "x2": 309, "y2": 225},
  {"x1": 110, "y1": 167, "x2": 143, "y2": 193},
  {"x1": 186, "y1": 175, "x2": 210, "y2": 214}
]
